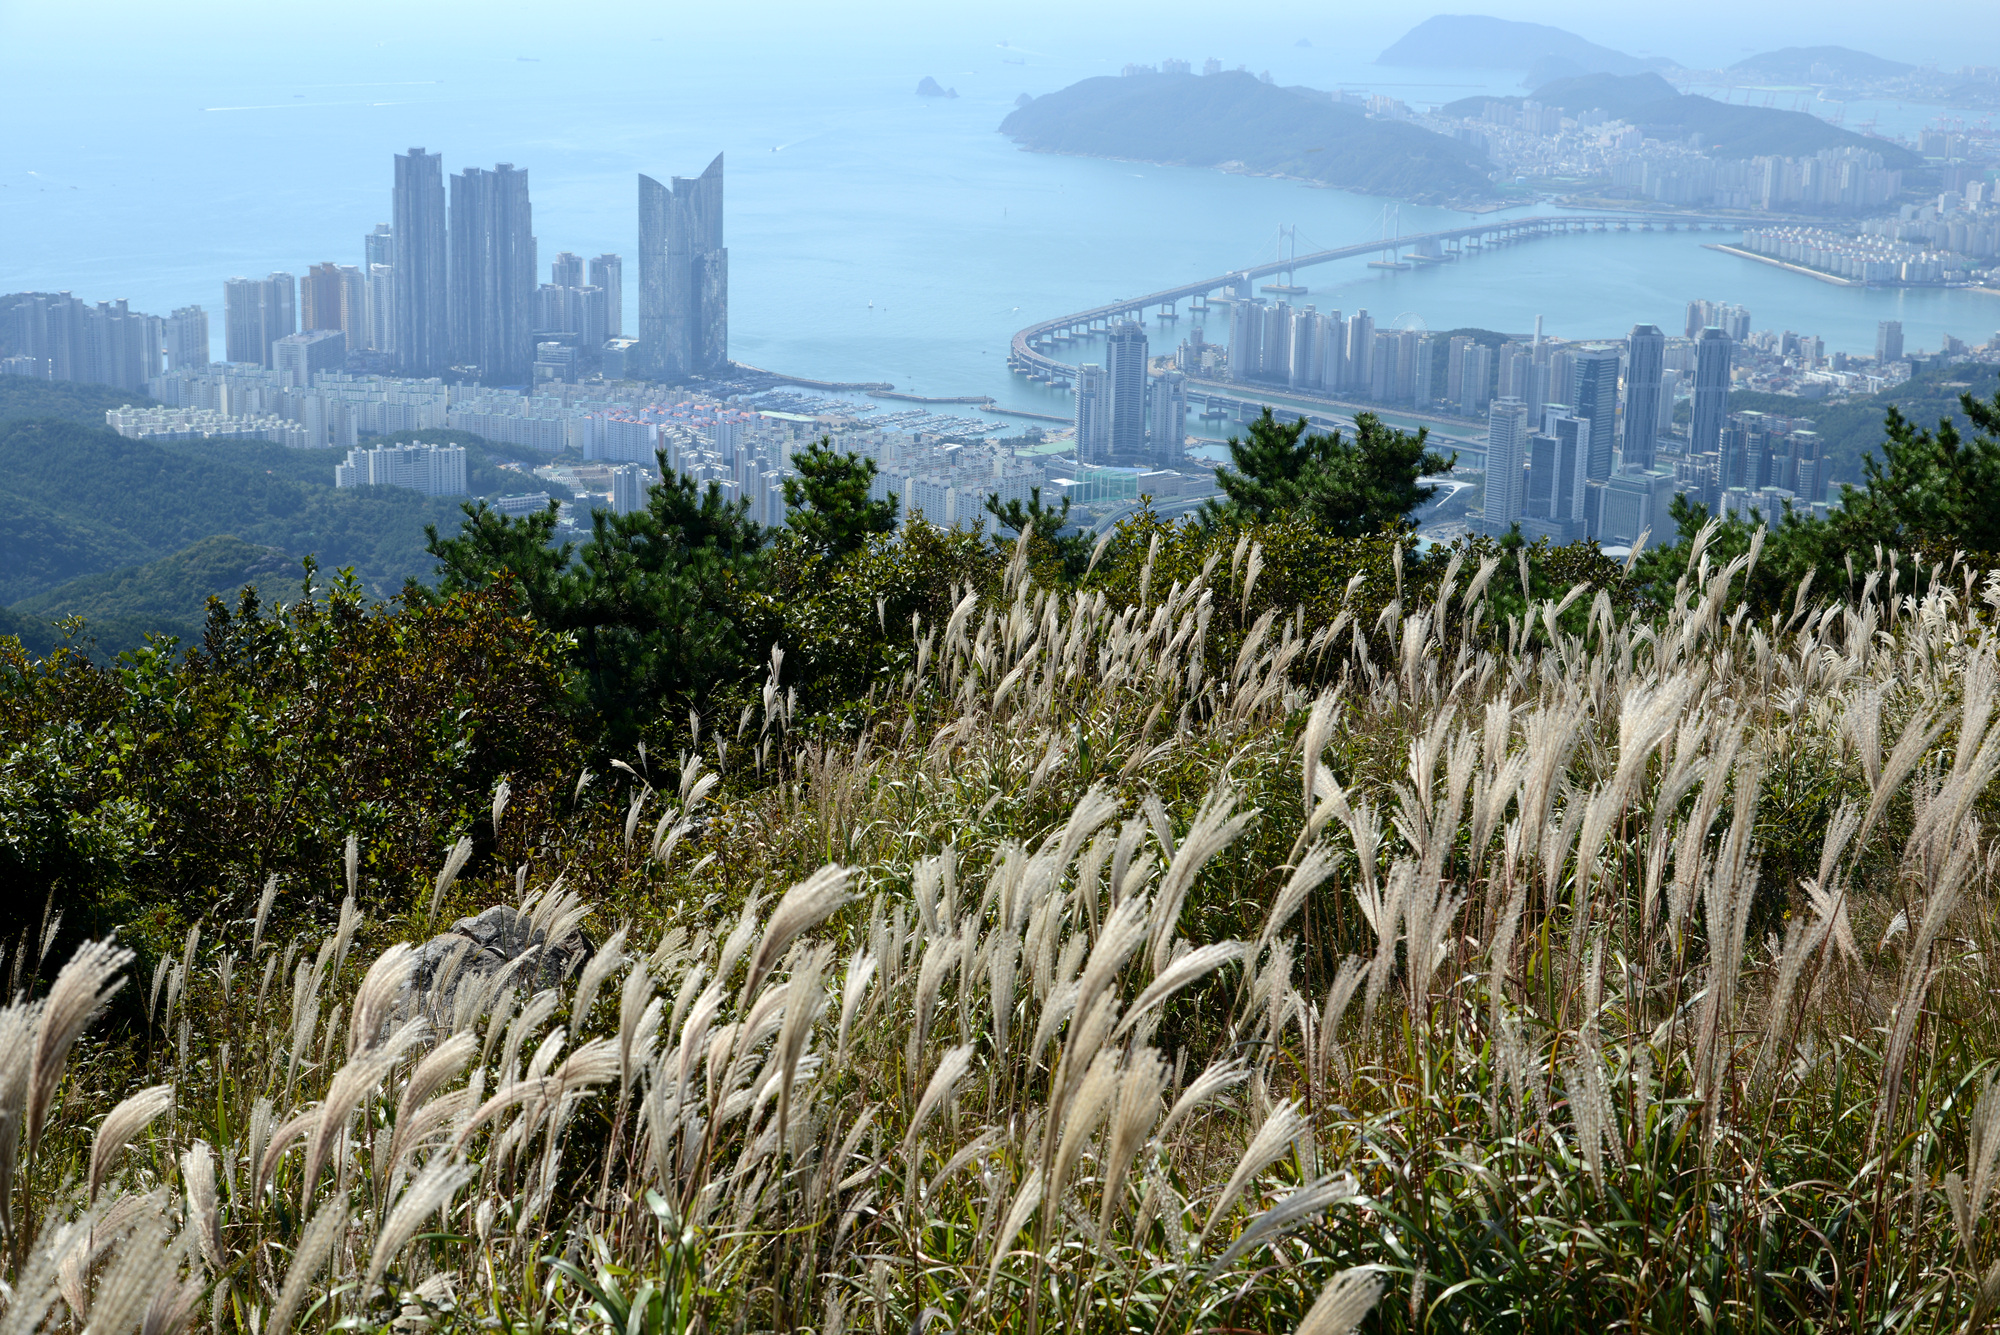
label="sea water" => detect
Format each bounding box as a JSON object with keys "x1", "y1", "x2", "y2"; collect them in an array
[{"x1": 3, "y1": 28, "x2": 1992, "y2": 433}]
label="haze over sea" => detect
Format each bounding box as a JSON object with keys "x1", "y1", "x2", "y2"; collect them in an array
[{"x1": 4, "y1": 4, "x2": 1996, "y2": 432}]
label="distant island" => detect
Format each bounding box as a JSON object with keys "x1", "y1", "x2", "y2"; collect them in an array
[
  {"x1": 1727, "y1": 46, "x2": 1913, "y2": 84},
  {"x1": 1377, "y1": 15, "x2": 1679, "y2": 78},
  {"x1": 917, "y1": 77, "x2": 958, "y2": 99},
  {"x1": 998, "y1": 70, "x2": 1498, "y2": 206},
  {"x1": 1444, "y1": 72, "x2": 1921, "y2": 167}
]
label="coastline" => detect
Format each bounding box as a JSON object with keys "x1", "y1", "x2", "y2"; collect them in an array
[
  {"x1": 1008, "y1": 143, "x2": 1503, "y2": 214},
  {"x1": 1704, "y1": 243, "x2": 1864, "y2": 288}
]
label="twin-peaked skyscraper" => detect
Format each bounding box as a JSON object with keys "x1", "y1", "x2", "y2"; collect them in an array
[{"x1": 637, "y1": 154, "x2": 729, "y2": 382}]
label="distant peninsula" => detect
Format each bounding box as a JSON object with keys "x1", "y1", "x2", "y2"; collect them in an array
[
  {"x1": 1727, "y1": 46, "x2": 1913, "y2": 83},
  {"x1": 1377, "y1": 15, "x2": 1678, "y2": 76},
  {"x1": 998, "y1": 71, "x2": 1498, "y2": 206},
  {"x1": 1444, "y1": 72, "x2": 1921, "y2": 167}
]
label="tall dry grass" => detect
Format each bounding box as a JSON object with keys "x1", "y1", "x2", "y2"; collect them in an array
[{"x1": 8, "y1": 527, "x2": 2000, "y2": 1333}]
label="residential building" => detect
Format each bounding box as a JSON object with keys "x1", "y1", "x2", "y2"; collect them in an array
[
  {"x1": 223, "y1": 273, "x2": 294, "y2": 368},
  {"x1": 1480, "y1": 396, "x2": 1531, "y2": 532},
  {"x1": 610, "y1": 462, "x2": 649, "y2": 514},
  {"x1": 1148, "y1": 369, "x2": 1188, "y2": 463},
  {"x1": 1074, "y1": 362, "x2": 1110, "y2": 465},
  {"x1": 590, "y1": 254, "x2": 623, "y2": 337},
  {"x1": 1877, "y1": 319, "x2": 1904, "y2": 363},
  {"x1": 449, "y1": 163, "x2": 538, "y2": 383},
  {"x1": 274, "y1": 329, "x2": 346, "y2": 388},
  {"x1": 3, "y1": 292, "x2": 163, "y2": 389},
  {"x1": 1105, "y1": 320, "x2": 1149, "y2": 460},
  {"x1": 393, "y1": 148, "x2": 450, "y2": 375},
  {"x1": 166, "y1": 306, "x2": 210, "y2": 371},
  {"x1": 333, "y1": 439, "x2": 467, "y2": 495},
  {"x1": 1623, "y1": 324, "x2": 1666, "y2": 471},
  {"x1": 637, "y1": 154, "x2": 728, "y2": 382}
]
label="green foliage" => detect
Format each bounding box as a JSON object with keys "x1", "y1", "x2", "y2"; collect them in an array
[
  {"x1": 422, "y1": 464, "x2": 770, "y2": 748},
  {"x1": 0, "y1": 565, "x2": 577, "y2": 956},
  {"x1": 781, "y1": 440, "x2": 897, "y2": 558},
  {"x1": 985, "y1": 486, "x2": 1091, "y2": 581},
  {"x1": 1000, "y1": 70, "x2": 1496, "y2": 203},
  {"x1": 1202, "y1": 407, "x2": 1454, "y2": 535},
  {"x1": 0, "y1": 374, "x2": 156, "y2": 425},
  {"x1": 8, "y1": 536, "x2": 292, "y2": 657}
]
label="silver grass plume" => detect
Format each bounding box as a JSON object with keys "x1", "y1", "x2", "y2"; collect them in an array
[
  {"x1": 0, "y1": 998, "x2": 42, "y2": 1239},
  {"x1": 429, "y1": 836, "x2": 475, "y2": 920},
  {"x1": 1113, "y1": 941, "x2": 1247, "y2": 1039},
  {"x1": 265, "y1": 1195, "x2": 347, "y2": 1335},
  {"x1": 179, "y1": 1140, "x2": 221, "y2": 1274},
  {"x1": 1201, "y1": 1099, "x2": 1308, "y2": 1245},
  {"x1": 363, "y1": 1155, "x2": 474, "y2": 1296},
  {"x1": 1148, "y1": 787, "x2": 1255, "y2": 970},
  {"x1": 572, "y1": 925, "x2": 628, "y2": 1027},
  {"x1": 1206, "y1": 1174, "x2": 1360, "y2": 1275},
  {"x1": 251, "y1": 875, "x2": 280, "y2": 959},
  {"x1": 28, "y1": 938, "x2": 133, "y2": 1163},
  {"x1": 348, "y1": 942, "x2": 415, "y2": 1057},
  {"x1": 741, "y1": 865, "x2": 851, "y2": 1005},
  {"x1": 1294, "y1": 1267, "x2": 1384, "y2": 1335},
  {"x1": 1097, "y1": 1048, "x2": 1167, "y2": 1243},
  {"x1": 88, "y1": 1084, "x2": 174, "y2": 1203}
]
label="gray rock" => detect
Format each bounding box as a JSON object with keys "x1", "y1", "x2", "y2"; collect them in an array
[{"x1": 405, "y1": 905, "x2": 593, "y2": 1012}]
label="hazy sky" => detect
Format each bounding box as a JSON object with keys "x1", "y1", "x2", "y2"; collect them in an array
[{"x1": 2, "y1": 0, "x2": 1995, "y2": 74}]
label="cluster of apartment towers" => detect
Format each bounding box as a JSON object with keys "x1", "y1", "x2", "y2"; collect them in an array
[
  {"x1": 217, "y1": 150, "x2": 731, "y2": 388},
  {"x1": 1072, "y1": 321, "x2": 1189, "y2": 468}
]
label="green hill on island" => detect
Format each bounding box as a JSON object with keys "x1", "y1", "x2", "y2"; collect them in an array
[
  {"x1": 1000, "y1": 71, "x2": 1496, "y2": 205},
  {"x1": 1377, "y1": 15, "x2": 1671, "y2": 74},
  {"x1": 1444, "y1": 72, "x2": 1921, "y2": 166},
  {"x1": 1728, "y1": 46, "x2": 1913, "y2": 83}
]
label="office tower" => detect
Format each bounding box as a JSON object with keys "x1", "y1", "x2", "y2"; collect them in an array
[
  {"x1": 1228, "y1": 298, "x2": 1264, "y2": 381},
  {"x1": 638, "y1": 153, "x2": 728, "y2": 382},
  {"x1": 364, "y1": 224, "x2": 394, "y2": 270},
  {"x1": 1569, "y1": 347, "x2": 1620, "y2": 488},
  {"x1": 1877, "y1": 319, "x2": 1904, "y2": 363},
  {"x1": 223, "y1": 273, "x2": 295, "y2": 368},
  {"x1": 550, "y1": 252, "x2": 584, "y2": 288},
  {"x1": 1792, "y1": 430, "x2": 1825, "y2": 503},
  {"x1": 165, "y1": 306, "x2": 209, "y2": 371},
  {"x1": 1690, "y1": 327, "x2": 1733, "y2": 456},
  {"x1": 590, "y1": 254, "x2": 623, "y2": 337},
  {"x1": 1345, "y1": 311, "x2": 1374, "y2": 390},
  {"x1": 1148, "y1": 369, "x2": 1188, "y2": 463},
  {"x1": 1623, "y1": 324, "x2": 1666, "y2": 471},
  {"x1": 274, "y1": 329, "x2": 347, "y2": 389},
  {"x1": 1074, "y1": 363, "x2": 1110, "y2": 465},
  {"x1": 393, "y1": 148, "x2": 449, "y2": 374},
  {"x1": 1482, "y1": 397, "x2": 1531, "y2": 533},
  {"x1": 1105, "y1": 320, "x2": 1149, "y2": 460},
  {"x1": 1525, "y1": 411, "x2": 1589, "y2": 537},
  {"x1": 449, "y1": 163, "x2": 538, "y2": 383},
  {"x1": 368, "y1": 265, "x2": 396, "y2": 356}
]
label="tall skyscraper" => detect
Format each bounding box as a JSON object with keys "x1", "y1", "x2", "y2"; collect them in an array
[
  {"x1": 550, "y1": 252, "x2": 584, "y2": 288},
  {"x1": 1287, "y1": 308, "x2": 1316, "y2": 391},
  {"x1": 1482, "y1": 397, "x2": 1531, "y2": 533},
  {"x1": 589, "y1": 254, "x2": 623, "y2": 337},
  {"x1": 1228, "y1": 298, "x2": 1264, "y2": 381},
  {"x1": 165, "y1": 306, "x2": 210, "y2": 371},
  {"x1": 1569, "y1": 347, "x2": 1620, "y2": 487},
  {"x1": 1345, "y1": 310, "x2": 1374, "y2": 390},
  {"x1": 1074, "y1": 363, "x2": 1110, "y2": 465},
  {"x1": 1105, "y1": 320, "x2": 1149, "y2": 460},
  {"x1": 449, "y1": 163, "x2": 537, "y2": 383},
  {"x1": 1149, "y1": 370, "x2": 1188, "y2": 463},
  {"x1": 223, "y1": 273, "x2": 295, "y2": 368},
  {"x1": 367, "y1": 265, "x2": 396, "y2": 357},
  {"x1": 638, "y1": 154, "x2": 728, "y2": 382},
  {"x1": 1691, "y1": 328, "x2": 1733, "y2": 457},
  {"x1": 1876, "y1": 319, "x2": 1904, "y2": 364},
  {"x1": 393, "y1": 148, "x2": 449, "y2": 374},
  {"x1": 301, "y1": 263, "x2": 345, "y2": 333},
  {"x1": 1623, "y1": 324, "x2": 1666, "y2": 472}
]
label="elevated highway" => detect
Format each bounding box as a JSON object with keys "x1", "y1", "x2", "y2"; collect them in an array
[{"x1": 1008, "y1": 213, "x2": 1747, "y2": 389}]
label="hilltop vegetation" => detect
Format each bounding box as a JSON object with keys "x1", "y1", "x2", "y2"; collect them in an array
[
  {"x1": 1446, "y1": 71, "x2": 1921, "y2": 166},
  {"x1": 1375, "y1": 15, "x2": 1669, "y2": 75},
  {"x1": 1728, "y1": 45, "x2": 1914, "y2": 82},
  {"x1": 0, "y1": 379, "x2": 567, "y2": 655},
  {"x1": 1001, "y1": 71, "x2": 1496, "y2": 205}
]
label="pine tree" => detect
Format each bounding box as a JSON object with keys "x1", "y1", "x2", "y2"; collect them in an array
[{"x1": 1203, "y1": 407, "x2": 1453, "y2": 535}]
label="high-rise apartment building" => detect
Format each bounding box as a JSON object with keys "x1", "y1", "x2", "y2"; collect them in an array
[
  {"x1": 165, "y1": 306, "x2": 210, "y2": 371},
  {"x1": 589, "y1": 255, "x2": 623, "y2": 337},
  {"x1": 223, "y1": 273, "x2": 295, "y2": 368},
  {"x1": 1481, "y1": 397, "x2": 1531, "y2": 533},
  {"x1": 550, "y1": 252, "x2": 584, "y2": 288},
  {"x1": 1345, "y1": 310, "x2": 1374, "y2": 390},
  {"x1": 1690, "y1": 327, "x2": 1733, "y2": 457},
  {"x1": 1457, "y1": 342, "x2": 1492, "y2": 415},
  {"x1": 367, "y1": 265, "x2": 396, "y2": 356},
  {"x1": 301, "y1": 262, "x2": 370, "y2": 351},
  {"x1": 1228, "y1": 298, "x2": 1265, "y2": 381},
  {"x1": 638, "y1": 154, "x2": 728, "y2": 382},
  {"x1": 1623, "y1": 324, "x2": 1666, "y2": 471},
  {"x1": 449, "y1": 163, "x2": 538, "y2": 383},
  {"x1": 1074, "y1": 363, "x2": 1110, "y2": 465},
  {"x1": 274, "y1": 329, "x2": 347, "y2": 388},
  {"x1": 1148, "y1": 369, "x2": 1188, "y2": 464},
  {"x1": 364, "y1": 224, "x2": 394, "y2": 270},
  {"x1": 4, "y1": 292, "x2": 163, "y2": 389},
  {"x1": 393, "y1": 148, "x2": 449, "y2": 374},
  {"x1": 1876, "y1": 319, "x2": 1904, "y2": 364},
  {"x1": 1105, "y1": 320, "x2": 1149, "y2": 460}
]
